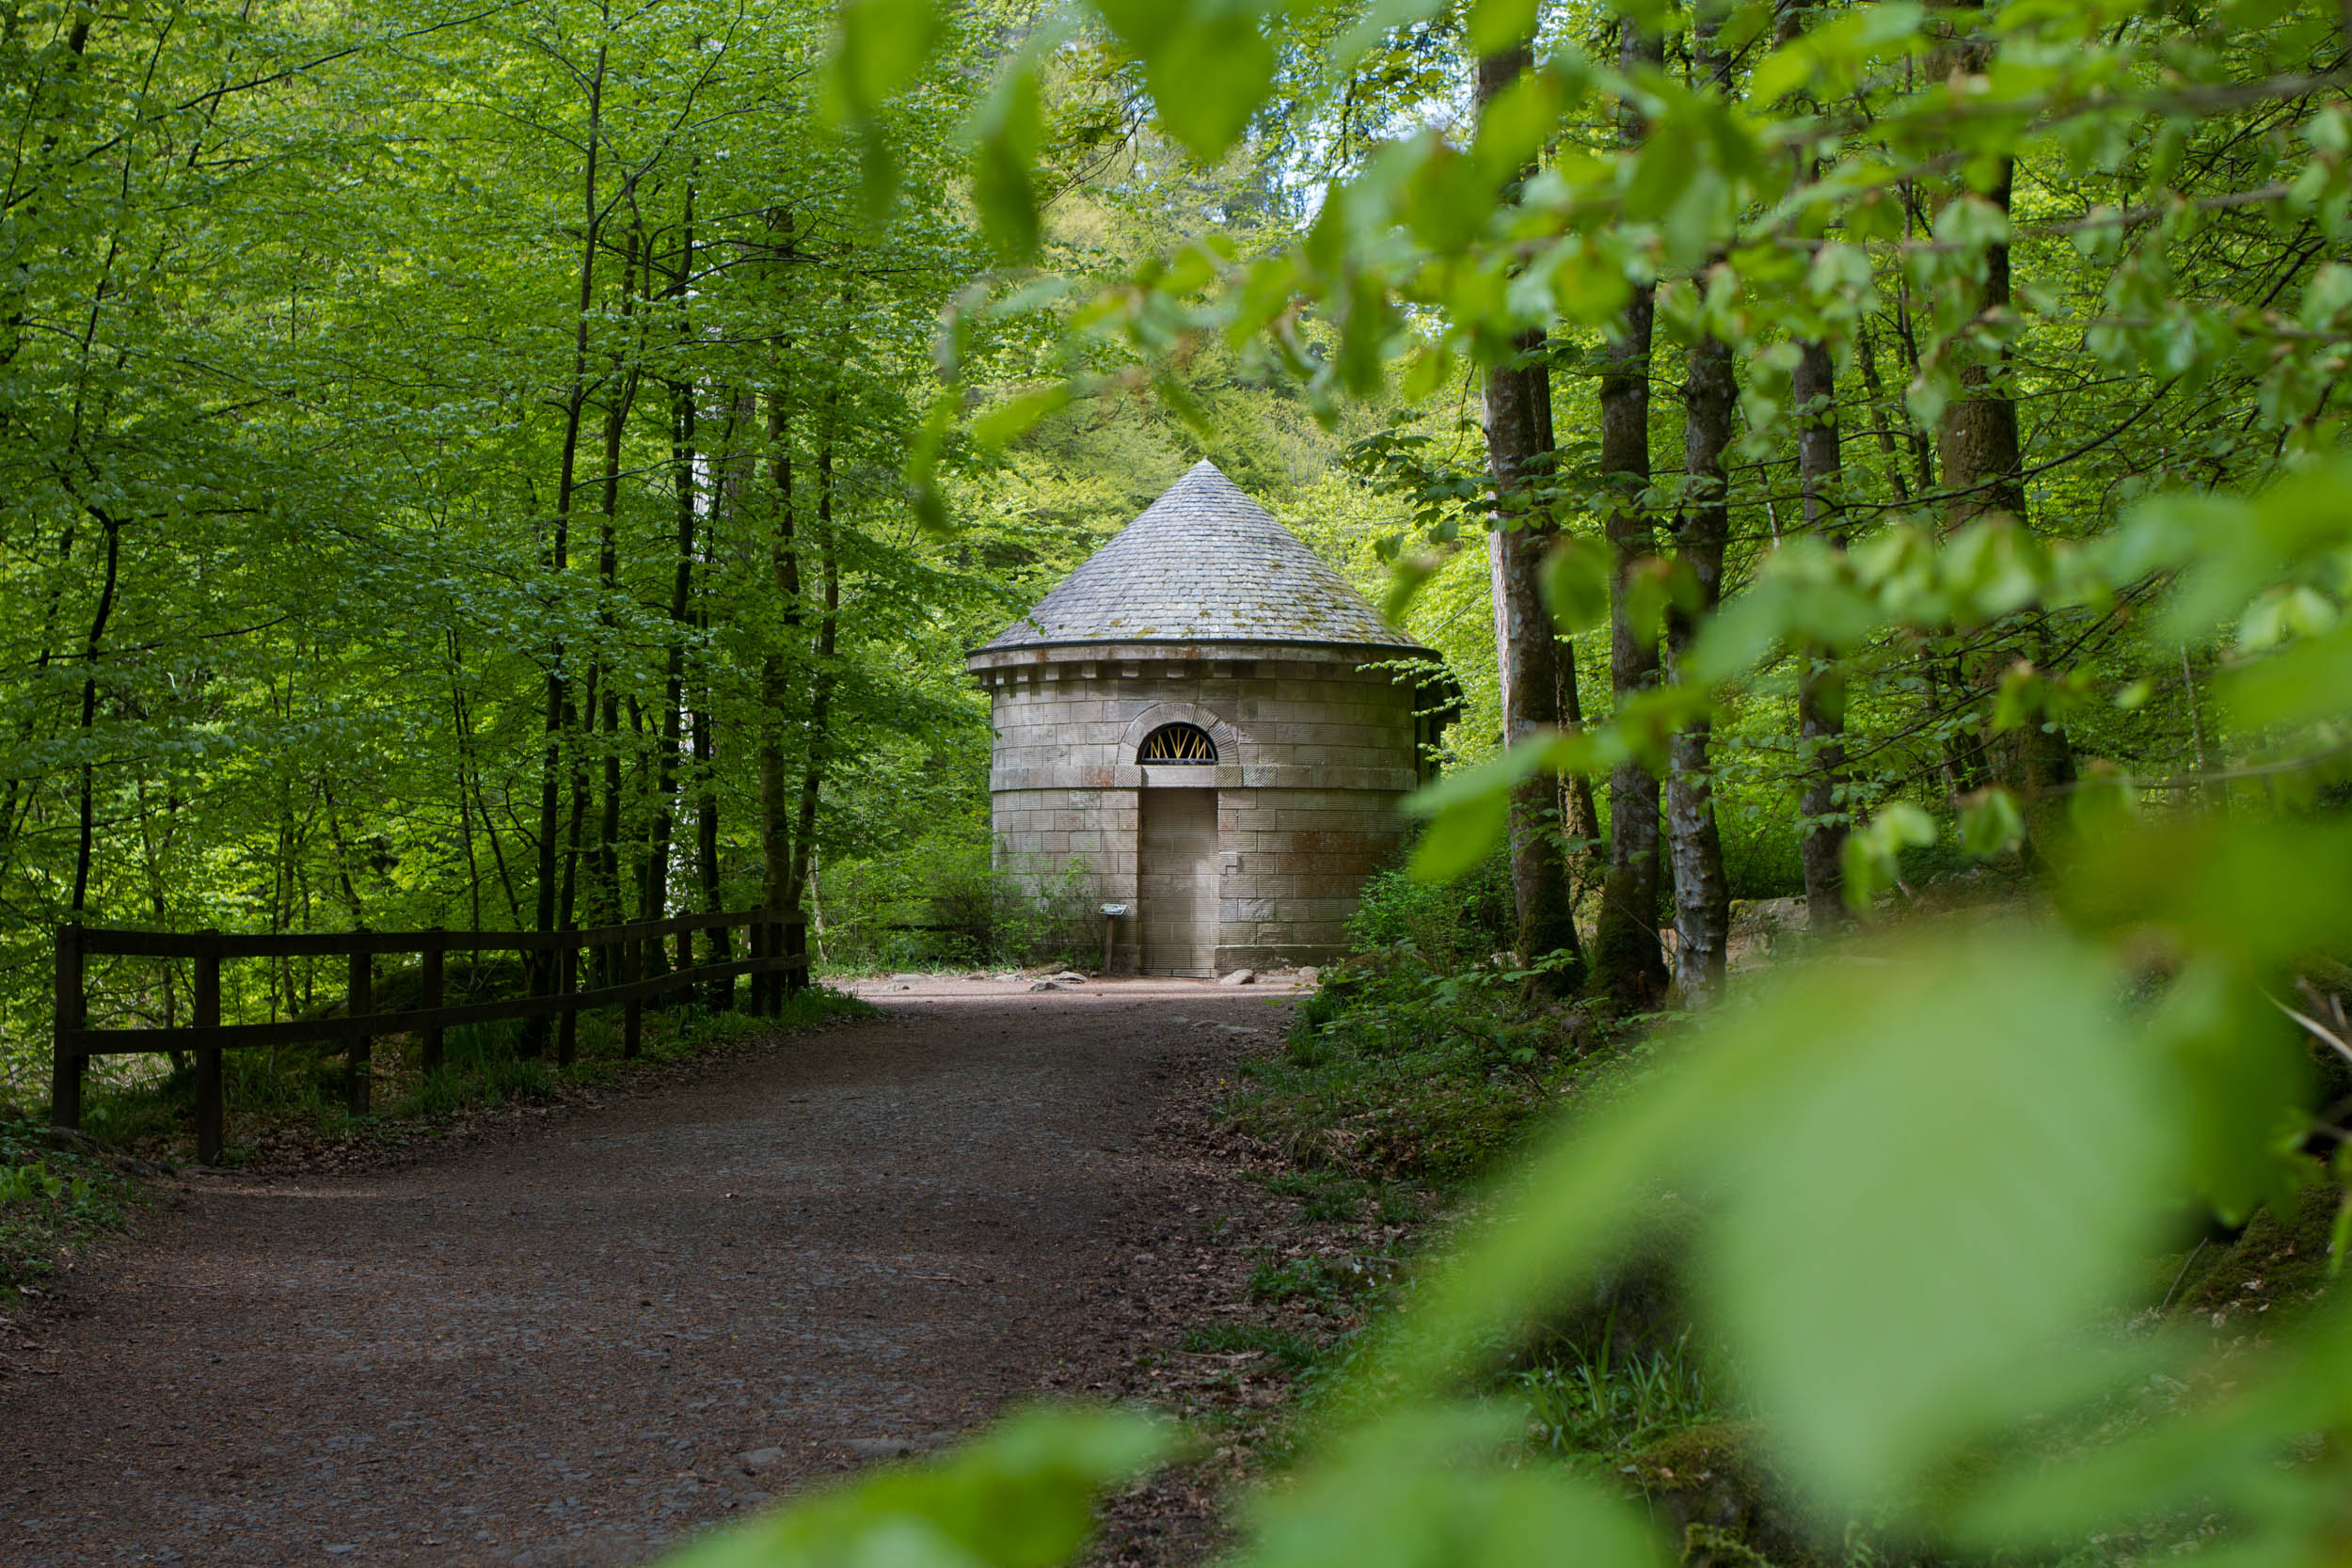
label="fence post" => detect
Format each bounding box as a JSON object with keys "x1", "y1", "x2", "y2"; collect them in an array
[
  {"x1": 623, "y1": 934, "x2": 643, "y2": 1058},
  {"x1": 519, "y1": 944, "x2": 547, "y2": 1059},
  {"x1": 194, "y1": 929, "x2": 223, "y2": 1165},
  {"x1": 786, "y1": 914, "x2": 807, "y2": 998},
  {"x1": 421, "y1": 928, "x2": 446, "y2": 1075},
  {"x1": 746, "y1": 916, "x2": 767, "y2": 1015},
  {"x1": 52, "y1": 923, "x2": 84, "y2": 1131},
  {"x1": 557, "y1": 936, "x2": 579, "y2": 1067},
  {"x1": 346, "y1": 937, "x2": 372, "y2": 1117},
  {"x1": 674, "y1": 925, "x2": 694, "y2": 1009},
  {"x1": 768, "y1": 916, "x2": 787, "y2": 1015},
  {"x1": 707, "y1": 916, "x2": 733, "y2": 1013}
]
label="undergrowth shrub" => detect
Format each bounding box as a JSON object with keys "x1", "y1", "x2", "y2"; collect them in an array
[
  {"x1": 1518, "y1": 1331, "x2": 1739, "y2": 1464},
  {"x1": 816, "y1": 835, "x2": 1100, "y2": 972},
  {"x1": 0, "y1": 1112, "x2": 133, "y2": 1304},
  {"x1": 1342, "y1": 852, "x2": 1513, "y2": 972},
  {"x1": 1225, "y1": 943, "x2": 1618, "y2": 1188}
]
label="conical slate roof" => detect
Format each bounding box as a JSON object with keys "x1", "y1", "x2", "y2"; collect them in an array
[{"x1": 982, "y1": 461, "x2": 1424, "y2": 651}]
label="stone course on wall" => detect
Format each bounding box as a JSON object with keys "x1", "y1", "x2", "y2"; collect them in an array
[{"x1": 972, "y1": 641, "x2": 1434, "y2": 971}]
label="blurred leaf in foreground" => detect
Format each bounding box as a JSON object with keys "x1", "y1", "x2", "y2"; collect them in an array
[
  {"x1": 1697, "y1": 933, "x2": 2174, "y2": 1510},
  {"x1": 1240, "y1": 1403, "x2": 1662, "y2": 1568},
  {"x1": 658, "y1": 1407, "x2": 1171, "y2": 1568}
]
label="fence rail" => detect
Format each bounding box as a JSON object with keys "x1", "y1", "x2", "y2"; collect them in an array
[{"x1": 52, "y1": 908, "x2": 810, "y2": 1164}]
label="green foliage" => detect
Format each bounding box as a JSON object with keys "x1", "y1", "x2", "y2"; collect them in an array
[
  {"x1": 816, "y1": 829, "x2": 1102, "y2": 972},
  {"x1": 1233, "y1": 943, "x2": 1613, "y2": 1187},
  {"x1": 1342, "y1": 855, "x2": 1513, "y2": 973},
  {"x1": 1519, "y1": 1334, "x2": 1735, "y2": 1464},
  {"x1": 659, "y1": 1406, "x2": 1171, "y2": 1568},
  {"x1": 0, "y1": 1117, "x2": 132, "y2": 1303},
  {"x1": 1248, "y1": 1255, "x2": 1356, "y2": 1309}
]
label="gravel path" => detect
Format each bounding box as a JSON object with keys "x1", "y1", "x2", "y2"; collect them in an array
[{"x1": 0, "y1": 976, "x2": 1301, "y2": 1567}]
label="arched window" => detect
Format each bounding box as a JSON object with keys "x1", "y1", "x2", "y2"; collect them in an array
[{"x1": 1137, "y1": 722, "x2": 1217, "y2": 764}]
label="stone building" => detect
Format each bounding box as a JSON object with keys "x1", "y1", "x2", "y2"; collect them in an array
[{"x1": 966, "y1": 460, "x2": 1451, "y2": 976}]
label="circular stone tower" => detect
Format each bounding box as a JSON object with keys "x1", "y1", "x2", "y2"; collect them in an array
[{"x1": 966, "y1": 460, "x2": 1452, "y2": 976}]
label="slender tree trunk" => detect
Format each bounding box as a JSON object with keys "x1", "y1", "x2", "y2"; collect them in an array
[
  {"x1": 69, "y1": 510, "x2": 121, "y2": 915},
  {"x1": 1932, "y1": 2, "x2": 2073, "y2": 845},
  {"x1": 1556, "y1": 645, "x2": 1600, "y2": 863},
  {"x1": 693, "y1": 664, "x2": 727, "y2": 1005},
  {"x1": 643, "y1": 176, "x2": 698, "y2": 923},
  {"x1": 1667, "y1": 320, "x2": 1734, "y2": 1006},
  {"x1": 1778, "y1": 0, "x2": 1852, "y2": 931},
  {"x1": 699, "y1": 392, "x2": 755, "y2": 1001},
  {"x1": 787, "y1": 422, "x2": 840, "y2": 912},
  {"x1": 560, "y1": 678, "x2": 589, "y2": 936},
  {"x1": 1792, "y1": 336, "x2": 1851, "y2": 930},
  {"x1": 1935, "y1": 151, "x2": 2027, "y2": 524},
  {"x1": 530, "y1": 42, "x2": 607, "y2": 1049},
  {"x1": 1855, "y1": 325, "x2": 1912, "y2": 505},
  {"x1": 1662, "y1": 9, "x2": 1736, "y2": 1007},
  {"x1": 1478, "y1": 33, "x2": 1583, "y2": 990},
  {"x1": 1590, "y1": 21, "x2": 1668, "y2": 1006},
  {"x1": 758, "y1": 369, "x2": 803, "y2": 916},
  {"x1": 1930, "y1": 0, "x2": 2025, "y2": 532},
  {"x1": 588, "y1": 225, "x2": 643, "y2": 954}
]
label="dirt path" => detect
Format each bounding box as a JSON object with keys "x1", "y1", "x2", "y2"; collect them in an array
[{"x1": 0, "y1": 976, "x2": 1302, "y2": 1568}]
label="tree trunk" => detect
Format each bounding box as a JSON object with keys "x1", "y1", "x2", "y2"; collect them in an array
[
  {"x1": 587, "y1": 225, "x2": 643, "y2": 955},
  {"x1": 693, "y1": 668, "x2": 727, "y2": 1006},
  {"x1": 1556, "y1": 642, "x2": 1600, "y2": 865},
  {"x1": 758, "y1": 343, "x2": 804, "y2": 918},
  {"x1": 530, "y1": 41, "x2": 607, "y2": 1049},
  {"x1": 69, "y1": 509, "x2": 121, "y2": 915},
  {"x1": 1667, "y1": 322, "x2": 1734, "y2": 1007},
  {"x1": 642, "y1": 176, "x2": 698, "y2": 924},
  {"x1": 1773, "y1": 0, "x2": 1853, "y2": 933},
  {"x1": 787, "y1": 420, "x2": 841, "y2": 913},
  {"x1": 1935, "y1": 149, "x2": 2027, "y2": 525},
  {"x1": 1662, "y1": 9, "x2": 1735, "y2": 1006},
  {"x1": 1932, "y1": 2, "x2": 2073, "y2": 845},
  {"x1": 1792, "y1": 336, "x2": 1851, "y2": 931},
  {"x1": 1478, "y1": 30, "x2": 1583, "y2": 990},
  {"x1": 1590, "y1": 22, "x2": 1668, "y2": 1007}
]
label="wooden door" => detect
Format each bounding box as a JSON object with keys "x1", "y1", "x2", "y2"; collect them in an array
[{"x1": 1138, "y1": 788, "x2": 1217, "y2": 976}]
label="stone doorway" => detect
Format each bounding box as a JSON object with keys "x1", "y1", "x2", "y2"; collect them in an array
[{"x1": 1138, "y1": 787, "x2": 1217, "y2": 976}]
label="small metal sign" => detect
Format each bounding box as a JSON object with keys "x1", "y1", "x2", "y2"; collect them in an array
[{"x1": 1099, "y1": 903, "x2": 1129, "y2": 917}]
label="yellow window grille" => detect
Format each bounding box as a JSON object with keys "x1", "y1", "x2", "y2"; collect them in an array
[{"x1": 1137, "y1": 723, "x2": 1217, "y2": 764}]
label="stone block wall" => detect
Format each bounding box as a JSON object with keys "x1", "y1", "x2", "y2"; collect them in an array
[{"x1": 971, "y1": 641, "x2": 1435, "y2": 972}]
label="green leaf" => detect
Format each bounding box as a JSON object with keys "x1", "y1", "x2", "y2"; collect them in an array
[
  {"x1": 1403, "y1": 737, "x2": 1565, "y2": 882},
  {"x1": 1699, "y1": 930, "x2": 2173, "y2": 1509},
  {"x1": 970, "y1": 68, "x2": 1044, "y2": 262},
  {"x1": 1957, "y1": 787, "x2": 2023, "y2": 857},
  {"x1": 1841, "y1": 802, "x2": 1935, "y2": 911},
  {"x1": 2067, "y1": 761, "x2": 2137, "y2": 841},
  {"x1": 2148, "y1": 961, "x2": 2311, "y2": 1226},
  {"x1": 823, "y1": 0, "x2": 946, "y2": 117},
  {"x1": 1088, "y1": 0, "x2": 1279, "y2": 166},
  {"x1": 1539, "y1": 537, "x2": 1610, "y2": 635},
  {"x1": 972, "y1": 383, "x2": 1071, "y2": 451},
  {"x1": 1242, "y1": 1404, "x2": 1663, "y2": 1568},
  {"x1": 1408, "y1": 790, "x2": 1507, "y2": 883},
  {"x1": 659, "y1": 1407, "x2": 1172, "y2": 1568},
  {"x1": 1465, "y1": 0, "x2": 1540, "y2": 58},
  {"x1": 2223, "y1": 622, "x2": 2352, "y2": 729},
  {"x1": 823, "y1": 0, "x2": 946, "y2": 214}
]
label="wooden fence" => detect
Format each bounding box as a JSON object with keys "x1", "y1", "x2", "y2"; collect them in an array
[{"x1": 52, "y1": 908, "x2": 809, "y2": 1164}]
